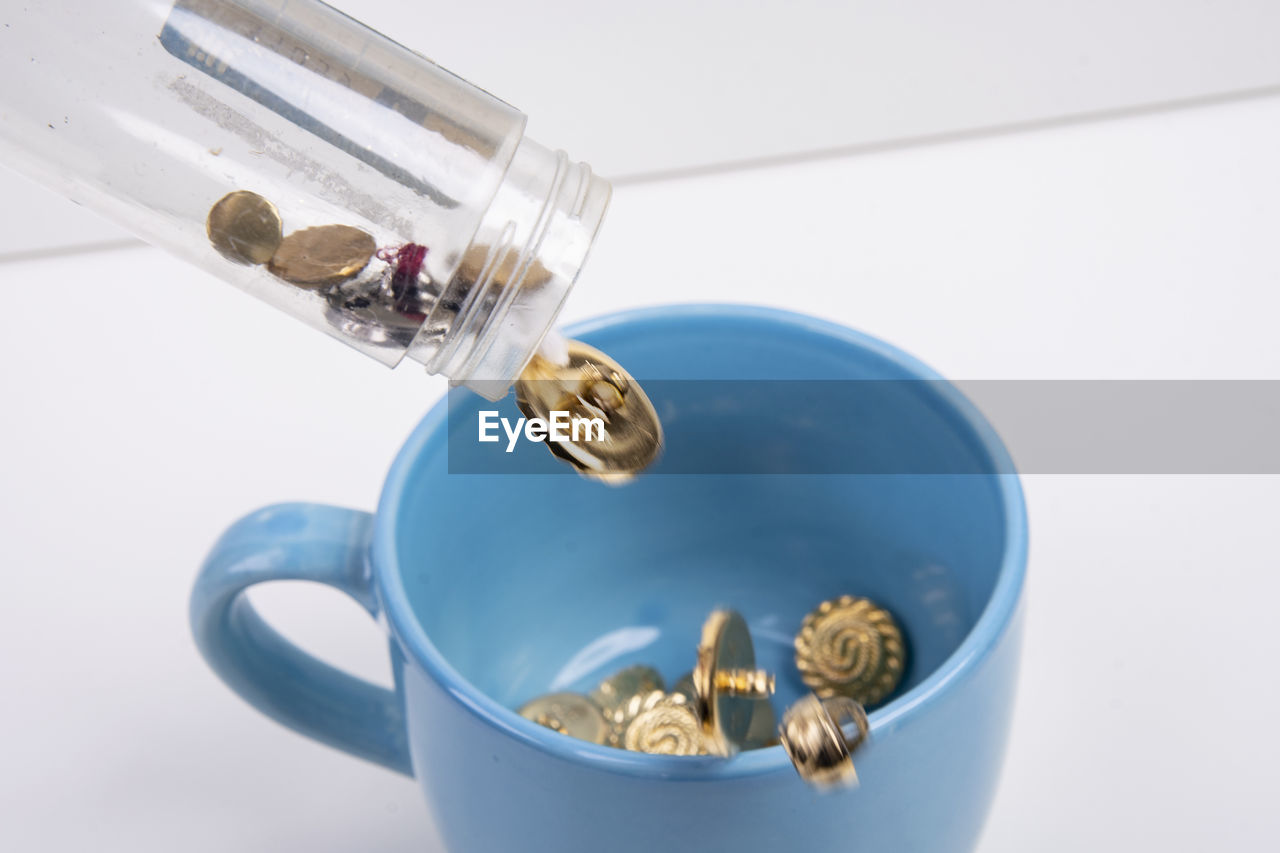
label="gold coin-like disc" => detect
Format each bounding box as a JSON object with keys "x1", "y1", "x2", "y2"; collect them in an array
[
  {"x1": 590, "y1": 665, "x2": 665, "y2": 724},
  {"x1": 515, "y1": 339, "x2": 663, "y2": 484},
  {"x1": 673, "y1": 666, "x2": 776, "y2": 751},
  {"x1": 795, "y1": 595, "x2": 905, "y2": 707},
  {"x1": 206, "y1": 190, "x2": 282, "y2": 265},
  {"x1": 693, "y1": 610, "x2": 760, "y2": 757},
  {"x1": 517, "y1": 692, "x2": 610, "y2": 745},
  {"x1": 268, "y1": 224, "x2": 377, "y2": 287},
  {"x1": 624, "y1": 696, "x2": 707, "y2": 755}
]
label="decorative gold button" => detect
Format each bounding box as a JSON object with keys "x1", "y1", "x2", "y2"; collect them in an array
[
  {"x1": 517, "y1": 692, "x2": 610, "y2": 745},
  {"x1": 623, "y1": 695, "x2": 707, "y2": 755},
  {"x1": 590, "y1": 665, "x2": 665, "y2": 721},
  {"x1": 778, "y1": 693, "x2": 870, "y2": 789},
  {"x1": 268, "y1": 224, "x2": 377, "y2": 287},
  {"x1": 206, "y1": 190, "x2": 282, "y2": 265},
  {"x1": 693, "y1": 610, "x2": 777, "y2": 756},
  {"x1": 607, "y1": 689, "x2": 668, "y2": 747},
  {"x1": 515, "y1": 339, "x2": 663, "y2": 484},
  {"x1": 795, "y1": 595, "x2": 905, "y2": 707},
  {"x1": 675, "y1": 664, "x2": 777, "y2": 751}
]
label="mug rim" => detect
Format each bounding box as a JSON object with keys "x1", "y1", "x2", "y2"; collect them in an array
[{"x1": 372, "y1": 303, "x2": 1028, "y2": 780}]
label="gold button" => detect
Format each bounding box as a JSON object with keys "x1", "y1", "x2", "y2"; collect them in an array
[
  {"x1": 692, "y1": 610, "x2": 777, "y2": 757},
  {"x1": 675, "y1": 665, "x2": 776, "y2": 751},
  {"x1": 590, "y1": 665, "x2": 668, "y2": 747},
  {"x1": 206, "y1": 190, "x2": 282, "y2": 265},
  {"x1": 515, "y1": 339, "x2": 663, "y2": 484},
  {"x1": 268, "y1": 224, "x2": 377, "y2": 287},
  {"x1": 517, "y1": 692, "x2": 610, "y2": 745},
  {"x1": 795, "y1": 595, "x2": 905, "y2": 707},
  {"x1": 624, "y1": 695, "x2": 707, "y2": 755},
  {"x1": 603, "y1": 688, "x2": 667, "y2": 748},
  {"x1": 778, "y1": 693, "x2": 870, "y2": 789},
  {"x1": 590, "y1": 665, "x2": 665, "y2": 721}
]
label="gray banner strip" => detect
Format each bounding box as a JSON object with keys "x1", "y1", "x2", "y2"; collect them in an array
[{"x1": 446, "y1": 380, "x2": 1280, "y2": 475}]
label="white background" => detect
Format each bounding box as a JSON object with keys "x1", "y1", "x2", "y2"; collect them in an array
[
  {"x1": 2, "y1": 1, "x2": 1279, "y2": 850},
  {"x1": 7, "y1": 0, "x2": 1280, "y2": 258}
]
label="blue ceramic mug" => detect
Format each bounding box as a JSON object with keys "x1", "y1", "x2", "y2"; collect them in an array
[{"x1": 192, "y1": 305, "x2": 1027, "y2": 853}]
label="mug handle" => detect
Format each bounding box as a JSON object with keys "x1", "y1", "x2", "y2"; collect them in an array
[{"x1": 190, "y1": 503, "x2": 412, "y2": 776}]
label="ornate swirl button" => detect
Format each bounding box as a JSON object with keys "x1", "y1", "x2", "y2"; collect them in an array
[
  {"x1": 624, "y1": 695, "x2": 707, "y2": 755},
  {"x1": 795, "y1": 595, "x2": 905, "y2": 707}
]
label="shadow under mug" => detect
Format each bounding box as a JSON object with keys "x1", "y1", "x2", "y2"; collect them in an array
[{"x1": 192, "y1": 304, "x2": 1027, "y2": 853}]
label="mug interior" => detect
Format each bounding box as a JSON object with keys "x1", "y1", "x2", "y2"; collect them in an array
[{"x1": 386, "y1": 307, "x2": 1020, "y2": 729}]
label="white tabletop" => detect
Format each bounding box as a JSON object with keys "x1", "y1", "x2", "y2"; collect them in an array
[{"x1": 2, "y1": 92, "x2": 1279, "y2": 850}]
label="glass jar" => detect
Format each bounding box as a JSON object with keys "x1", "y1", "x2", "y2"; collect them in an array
[{"x1": 0, "y1": 0, "x2": 610, "y2": 399}]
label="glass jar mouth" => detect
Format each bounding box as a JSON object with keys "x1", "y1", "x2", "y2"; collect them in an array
[
  {"x1": 406, "y1": 139, "x2": 612, "y2": 400},
  {"x1": 373, "y1": 304, "x2": 1028, "y2": 779}
]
